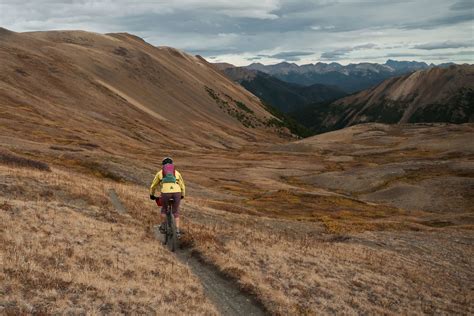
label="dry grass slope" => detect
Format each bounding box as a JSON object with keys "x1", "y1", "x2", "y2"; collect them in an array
[
  {"x1": 0, "y1": 165, "x2": 217, "y2": 315},
  {"x1": 184, "y1": 204, "x2": 473, "y2": 315}
]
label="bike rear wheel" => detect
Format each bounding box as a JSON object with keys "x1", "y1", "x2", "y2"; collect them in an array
[{"x1": 163, "y1": 221, "x2": 169, "y2": 245}]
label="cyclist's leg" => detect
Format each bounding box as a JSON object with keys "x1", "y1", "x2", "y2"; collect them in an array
[
  {"x1": 155, "y1": 196, "x2": 166, "y2": 225},
  {"x1": 160, "y1": 193, "x2": 169, "y2": 226}
]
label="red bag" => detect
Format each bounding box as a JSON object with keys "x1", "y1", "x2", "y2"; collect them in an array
[{"x1": 156, "y1": 197, "x2": 162, "y2": 207}]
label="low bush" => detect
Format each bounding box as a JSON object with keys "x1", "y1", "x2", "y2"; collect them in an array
[
  {"x1": 235, "y1": 101, "x2": 254, "y2": 114},
  {"x1": 0, "y1": 151, "x2": 51, "y2": 171}
]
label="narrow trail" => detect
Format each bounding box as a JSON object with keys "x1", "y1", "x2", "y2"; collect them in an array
[
  {"x1": 110, "y1": 191, "x2": 265, "y2": 315},
  {"x1": 107, "y1": 188, "x2": 126, "y2": 213},
  {"x1": 153, "y1": 228, "x2": 265, "y2": 316},
  {"x1": 176, "y1": 249, "x2": 265, "y2": 316}
]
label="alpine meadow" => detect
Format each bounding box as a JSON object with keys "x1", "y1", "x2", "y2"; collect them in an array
[{"x1": 1, "y1": 1, "x2": 473, "y2": 315}]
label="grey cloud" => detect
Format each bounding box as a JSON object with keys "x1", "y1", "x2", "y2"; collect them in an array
[
  {"x1": 385, "y1": 52, "x2": 423, "y2": 58},
  {"x1": 414, "y1": 41, "x2": 473, "y2": 50},
  {"x1": 428, "y1": 50, "x2": 474, "y2": 57},
  {"x1": 242, "y1": 51, "x2": 314, "y2": 62},
  {"x1": 272, "y1": 1, "x2": 335, "y2": 16},
  {"x1": 450, "y1": 0, "x2": 474, "y2": 10},
  {"x1": 0, "y1": 0, "x2": 472, "y2": 65},
  {"x1": 355, "y1": 44, "x2": 378, "y2": 49},
  {"x1": 246, "y1": 56, "x2": 264, "y2": 61},
  {"x1": 321, "y1": 43, "x2": 377, "y2": 60},
  {"x1": 246, "y1": 54, "x2": 272, "y2": 61},
  {"x1": 353, "y1": 50, "x2": 473, "y2": 62},
  {"x1": 320, "y1": 49, "x2": 350, "y2": 60},
  {"x1": 269, "y1": 51, "x2": 314, "y2": 61},
  {"x1": 400, "y1": 12, "x2": 473, "y2": 30},
  {"x1": 188, "y1": 47, "x2": 239, "y2": 56}
]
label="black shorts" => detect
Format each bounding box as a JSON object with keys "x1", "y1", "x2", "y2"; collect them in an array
[{"x1": 160, "y1": 192, "x2": 181, "y2": 218}]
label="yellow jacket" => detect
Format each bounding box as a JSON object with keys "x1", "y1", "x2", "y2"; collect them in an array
[{"x1": 150, "y1": 169, "x2": 185, "y2": 196}]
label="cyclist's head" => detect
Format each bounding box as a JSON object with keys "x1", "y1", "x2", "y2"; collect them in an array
[{"x1": 162, "y1": 157, "x2": 173, "y2": 165}]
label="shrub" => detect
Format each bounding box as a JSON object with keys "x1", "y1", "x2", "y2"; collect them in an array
[
  {"x1": 0, "y1": 151, "x2": 51, "y2": 171},
  {"x1": 205, "y1": 86, "x2": 220, "y2": 101},
  {"x1": 235, "y1": 101, "x2": 254, "y2": 114},
  {"x1": 205, "y1": 86, "x2": 257, "y2": 128}
]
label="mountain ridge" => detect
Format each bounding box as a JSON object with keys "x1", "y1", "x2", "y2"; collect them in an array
[
  {"x1": 246, "y1": 59, "x2": 458, "y2": 74},
  {"x1": 291, "y1": 65, "x2": 474, "y2": 133},
  {"x1": 214, "y1": 63, "x2": 346, "y2": 113},
  {"x1": 244, "y1": 60, "x2": 465, "y2": 93}
]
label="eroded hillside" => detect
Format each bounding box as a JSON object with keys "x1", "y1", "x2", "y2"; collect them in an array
[{"x1": 0, "y1": 28, "x2": 289, "y2": 154}]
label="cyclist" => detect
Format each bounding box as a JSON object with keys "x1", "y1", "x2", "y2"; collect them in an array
[{"x1": 149, "y1": 157, "x2": 186, "y2": 237}]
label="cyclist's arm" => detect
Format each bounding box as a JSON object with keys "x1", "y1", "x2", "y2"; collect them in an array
[
  {"x1": 149, "y1": 171, "x2": 162, "y2": 195},
  {"x1": 177, "y1": 171, "x2": 186, "y2": 197}
]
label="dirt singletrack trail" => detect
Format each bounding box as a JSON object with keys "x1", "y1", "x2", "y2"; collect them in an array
[
  {"x1": 154, "y1": 229, "x2": 265, "y2": 316},
  {"x1": 110, "y1": 191, "x2": 264, "y2": 315},
  {"x1": 176, "y1": 249, "x2": 265, "y2": 316}
]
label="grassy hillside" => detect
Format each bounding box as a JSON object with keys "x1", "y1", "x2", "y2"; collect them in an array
[
  {"x1": 0, "y1": 163, "x2": 217, "y2": 314},
  {"x1": 0, "y1": 28, "x2": 290, "y2": 154},
  {"x1": 291, "y1": 66, "x2": 474, "y2": 134}
]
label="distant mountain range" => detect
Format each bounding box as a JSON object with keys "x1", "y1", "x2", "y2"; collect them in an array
[
  {"x1": 290, "y1": 64, "x2": 474, "y2": 134},
  {"x1": 214, "y1": 61, "x2": 472, "y2": 135},
  {"x1": 246, "y1": 60, "x2": 455, "y2": 93},
  {"x1": 214, "y1": 63, "x2": 346, "y2": 113}
]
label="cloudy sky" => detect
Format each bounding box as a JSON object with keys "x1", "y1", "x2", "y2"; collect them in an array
[{"x1": 1, "y1": 0, "x2": 473, "y2": 65}]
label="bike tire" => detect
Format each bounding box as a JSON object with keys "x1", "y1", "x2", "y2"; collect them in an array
[
  {"x1": 163, "y1": 225, "x2": 168, "y2": 245},
  {"x1": 168, "y1": 214, "x2": 177, "y2": 252},
  {"x1": 164, "y1": 212, "x2": 171, "y2": 246}
]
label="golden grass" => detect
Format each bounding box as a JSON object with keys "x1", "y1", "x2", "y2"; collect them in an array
[
  {"x1": 0, "y1": 165, "x2": 217, "y2": 315},
  {"x1": 237, "y1": 190, "x2": 419, "y2": 233},
  {"x1": 1, "y1": 136, "x2": 472, "y2": 315},
  {"x1": 184, "y1": 204, "x2": 473, "y2": 315},
  {"x1": 353, "y1": 165, "x2": 474, "y2": 197}
]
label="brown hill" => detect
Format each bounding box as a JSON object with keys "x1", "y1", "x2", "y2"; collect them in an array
[
  {"x1": 212, "y1": 62, "x2": 236, "y2": 71},
  {"x1": 214, "y1": 63, "x2": 259, "y2": 81},
  {"x1": 0, "y1": 28, "x2": 287, "y2": 154},
  {"x1": 318, "y1": 65, "x2": 474, "y2": 130}
]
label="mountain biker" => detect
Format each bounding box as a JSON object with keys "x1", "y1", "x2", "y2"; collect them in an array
[{"x1": 149, "y1": 157, "x2": 186, "y2": 237}]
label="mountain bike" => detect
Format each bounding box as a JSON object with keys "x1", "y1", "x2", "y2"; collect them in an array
[{"x1": 163, "y1": 198, "x2": 178, "y2": 252}]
